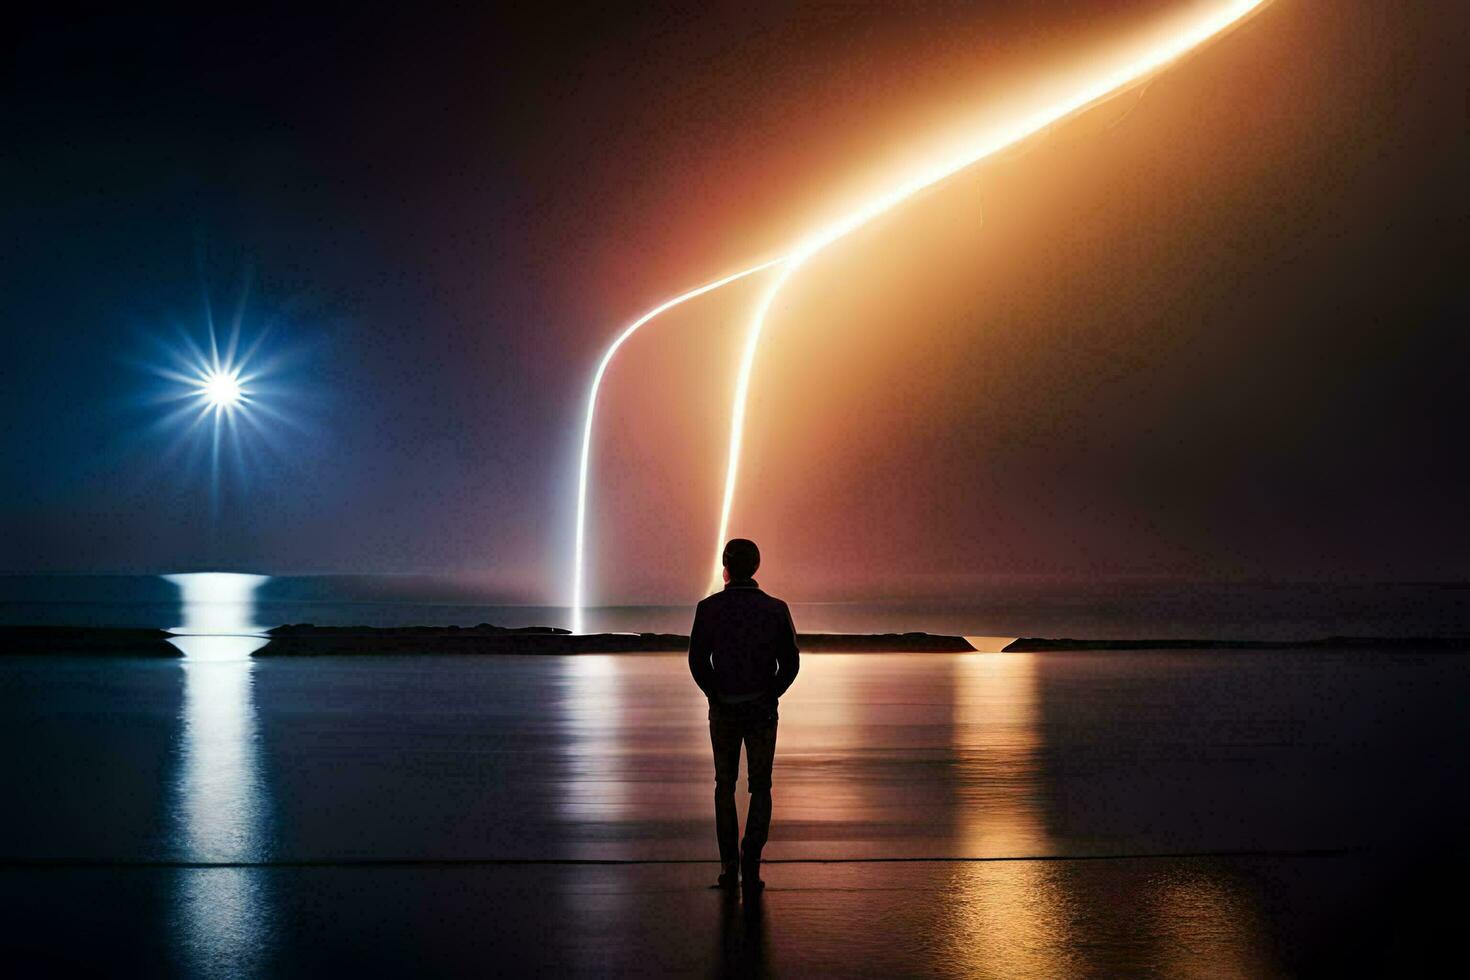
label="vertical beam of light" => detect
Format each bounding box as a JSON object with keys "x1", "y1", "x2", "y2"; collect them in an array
[
  {"x1": 572, "y1": 259, "x2": 783, "y2": 634},
  {"x1": 705, "y1": 0, "x2": 1270, "y2": 590},
  {"x1": 706, "y1": 259, "x2": 802, "y2": 595},
  {"x1": 573, "y1": 0, "x2": 1272, "y2": 625}
]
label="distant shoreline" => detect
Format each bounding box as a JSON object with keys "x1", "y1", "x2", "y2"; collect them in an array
[{"x1": 1, "y1": 624, "x2": 1467, "y2": 656}]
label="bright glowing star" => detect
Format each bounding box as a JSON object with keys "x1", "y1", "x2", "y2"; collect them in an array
[
  {"x1": 201, "y1": 368, "x2": 245, "y2": 411},
  {"x1": 142, "y1": 282, "x2": 302, "y2": 516},
  {"x1": 572, "y1": 0, "x2": 1274, "y2": 625}
]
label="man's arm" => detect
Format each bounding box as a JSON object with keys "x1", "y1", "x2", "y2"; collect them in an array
[
  {"x1": 688, "y1": 603, "x2": 717, "y2": 698},
  {"x1": 770, "y1": 601, "x2": 800, "y2": 698}
]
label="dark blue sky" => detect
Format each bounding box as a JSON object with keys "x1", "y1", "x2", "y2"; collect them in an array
[{"x1": 3, "y1": 3, "x2": 1466, "y2": 601}]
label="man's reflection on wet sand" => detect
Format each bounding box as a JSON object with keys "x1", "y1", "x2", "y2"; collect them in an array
[
  {"x1": 715, "y1": 889, "x2": 769, "y2": 978},
  {"x1": 164, "y1": 573, "x2": 274, "y2": 979}
]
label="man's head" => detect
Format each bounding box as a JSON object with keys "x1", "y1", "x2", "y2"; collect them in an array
[{"x1": 722, "y1": 538, "x2": 760, "y2": 582}]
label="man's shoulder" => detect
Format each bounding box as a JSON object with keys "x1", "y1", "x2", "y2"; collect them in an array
[
  {"x1": 755, "y1": 590, "x2": 790, "y2": 614},
  {"x1": 695, "y1": 591, "x2": 726, "y2": 613},
  {"x1": 697, "y1": 586, "x2": 787, "y2": 609}
]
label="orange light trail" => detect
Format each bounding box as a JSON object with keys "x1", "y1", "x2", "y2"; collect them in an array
[{"x1": 573, "y1": 0, "x2": 1273, "y2": 627}]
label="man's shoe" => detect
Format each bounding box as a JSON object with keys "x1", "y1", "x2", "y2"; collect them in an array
[
  {"x1": 712, "y1": 861, "x2": 740, "y2": 889},
  {"x1": 740, "y1": 848, "x2": 763, "y2": 891}
]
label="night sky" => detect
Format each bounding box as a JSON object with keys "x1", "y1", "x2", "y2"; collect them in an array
[{"x1": 3, "y1": 2, "x2": 1465, "y2": 603}]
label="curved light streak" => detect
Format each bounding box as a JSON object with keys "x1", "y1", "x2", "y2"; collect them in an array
[
  {"x1": 572, "y1": 258, "x2": 783, "y2": 634},
  {"x1": 575, "y1": 0, "x2": 1272, "y2": 626}
]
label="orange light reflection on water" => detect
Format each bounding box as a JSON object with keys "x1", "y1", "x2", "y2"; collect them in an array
[{"x1": 940, "y1": 651, "x2": 1072, "y2": 975}]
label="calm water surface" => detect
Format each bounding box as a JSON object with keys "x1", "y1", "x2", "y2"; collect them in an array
[{"x1": 2, "y1": 646, "x2": 1465, "y2": 976}]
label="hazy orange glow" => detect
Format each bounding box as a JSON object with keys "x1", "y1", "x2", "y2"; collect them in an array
[{"x1": 575, "y1": 0, "x2": 1273, "y2": 622}]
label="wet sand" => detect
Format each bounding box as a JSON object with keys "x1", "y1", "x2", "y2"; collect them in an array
[{"x1": 1, "y1": 650, "x2": 1464, "y2": 976}]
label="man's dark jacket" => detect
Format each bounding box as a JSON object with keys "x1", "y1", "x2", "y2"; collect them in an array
[{"x1": 688, "y1": 579, "x2": 800, "y2": 702}]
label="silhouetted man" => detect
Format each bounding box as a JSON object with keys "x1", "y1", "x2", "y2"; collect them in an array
[{"x1": 688, "y1": 538, "x2": 800, "y2": 892}]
